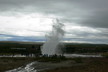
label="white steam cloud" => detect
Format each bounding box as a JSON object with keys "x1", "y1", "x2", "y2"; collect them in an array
[{"x1": 41, "y1": 19, "x2": 65, "y2": 55}]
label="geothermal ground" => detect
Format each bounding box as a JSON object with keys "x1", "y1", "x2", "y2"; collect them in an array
[
  {"x1": 41, "y1": 57, "x2": 108, "y2": 72},
  {"x1": 0, "y1": 57, "x2": 36, "y2": 72},
  {"x1": 0, "y1": 56, "x2": 108, "y2": 72}
]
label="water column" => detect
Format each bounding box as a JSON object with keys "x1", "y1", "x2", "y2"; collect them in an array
[{"x1": 41, "y1": 19, "x2": 65, "y2": 55}]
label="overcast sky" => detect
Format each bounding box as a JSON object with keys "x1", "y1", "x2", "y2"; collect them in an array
[{"x1": 0, "y1": 0, "x2": 108, "y2": 44}]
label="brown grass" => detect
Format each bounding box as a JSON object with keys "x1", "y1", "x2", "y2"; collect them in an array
[
  {"x1": 1, "y1": 57, "x2": 108, "y2": 72},
  {"x1": 42, "y1": 58, "x2": 108, "y2": 72},
  {"x1": 0, "y1": 57, "x2": 36, "y2": 72}
]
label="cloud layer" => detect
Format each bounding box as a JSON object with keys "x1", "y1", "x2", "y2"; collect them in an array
[{"x1": 0, "y1": 0, "x2": 108, "y2": 44}]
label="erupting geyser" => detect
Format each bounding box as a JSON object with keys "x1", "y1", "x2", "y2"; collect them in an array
[{"x1": 41, "y1": 19, "x2": 65, "y2": 55}]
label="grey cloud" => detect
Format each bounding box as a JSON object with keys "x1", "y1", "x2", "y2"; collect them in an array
[
  {"x1": 0, "y1": 0, "x2": 108, "y2": 28},
  {"x1": 66, "y1": 27, "x2": 108, "y2": 40},
  {"x1": 0, "y1": 0, "x2": 67, "y2": 11},
  {"x1": 80, "y1": 10, "x2": 108, "y2": 28},
  {"x1": 66, "y1": 38, "x2": 108, "y2": 44},
  {"x1": 0, "y1": 0, "x2": 108, "y2": 44},
  {"x1": 72, "y1": 0, "x2": 108, "y2": 28}
]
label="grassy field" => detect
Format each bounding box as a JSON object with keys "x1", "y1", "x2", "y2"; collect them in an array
[
  {"x1": 0, "y1": 56, "x2": 66, "y2": 72},
  {"x1": 42, "y1": 57, "x2": 108, "y2": 72},
  {"x1": 0, "y1": 57, "x2": 37, "y2": 72},
  {"x1": 0, "y1": 57, "x2": 108, "y2": 72}
]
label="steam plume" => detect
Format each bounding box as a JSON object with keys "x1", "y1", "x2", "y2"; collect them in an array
[{"x1": 41, "y1": 19, "x2": 65, "y2": 55}]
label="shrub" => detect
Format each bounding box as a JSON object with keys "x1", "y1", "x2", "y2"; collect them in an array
[
  {"x1": 102, "y1": 52, "x2": 108, "y2": 58},
  {"x1": 37, "y1": 55, "x2": 67, "y2": 63},
  {"x1": 73, "y1": 57, "x2": 83, "y2": 63}
]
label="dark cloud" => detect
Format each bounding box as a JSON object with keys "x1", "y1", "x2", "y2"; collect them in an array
[
  {"x1": 0, "y1": 0, "x2": 108, "y2": 43},
  {"x1": 80, "y1": 11, "x2": 108, "y2": 28},
  {"x1": 0, "y1": 0, "x2": 108, "y2": 27}
]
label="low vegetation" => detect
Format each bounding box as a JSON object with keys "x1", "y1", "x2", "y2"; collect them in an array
[
  {"x1": 0, "y1": 57, "x2": 37, "y2": 72},
  {"x1": 0, "y1": 56, "x2": 108, "y2": 72},
  {"x1": 0, "y1": 41, "x2": 108, "y2": 55},
  {"x1": 72, "y1": 57, "x2": 83, "y2": 63},
  {"x1": 42, "y1": 58, "x2": 108, "y2": 72},
  {"x1": 37, "y1": 55, "x2": 67, "y2": 63},
  {"x1": 0, "y1": 56, "x2": 66, "y2": 72},
  {"x1": 102, "y1": 52, "x2": 108, "y2": 58},
  {"x1": 0, "y1": 41, "x2": 108, "y2": 72}
]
